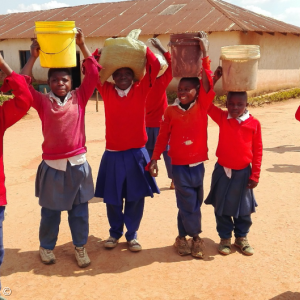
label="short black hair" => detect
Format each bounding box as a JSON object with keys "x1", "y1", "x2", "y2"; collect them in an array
[
  {"x1": 227, "y1": 91, "x2": 248, "y2": 102},
  {"x1": 48, "y1": 68, "x2": 72, "y2": 80},
  {"x1": 179, "y1": 77, "x2": 200, "y2": 90}
]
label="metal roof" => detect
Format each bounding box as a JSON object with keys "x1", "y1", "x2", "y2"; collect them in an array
[{"x1": 1, "y1": 0, "x2": 300, "y2": 39}]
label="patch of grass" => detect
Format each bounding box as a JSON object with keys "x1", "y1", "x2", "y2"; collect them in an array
[
  {"x1": 214, "y1": 88, "x2": 300, "y2": 107},
  {"x1": 167, "y1": 91, "x2": 177, "y2": 104},
  {"x1": 0, "y1": 94, "x2": 13, "y2": 105}
]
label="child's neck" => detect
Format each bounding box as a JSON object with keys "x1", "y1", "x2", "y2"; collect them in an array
[{"x1": 180, "y1": 100, "x2": 195, "y2": 111}]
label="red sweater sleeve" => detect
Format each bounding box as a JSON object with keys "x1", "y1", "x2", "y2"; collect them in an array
[
  {"x1": 207, "y1": 103, "x2": 226, "y2": 125},
  {"x1": 159, "y1": 52, "x2": 173, "y2": 88},
  {"x1": 198, "y1": 57, "x2": 215, "y2": 111},
  {"x1": 77, "y1": 56, "x2": 101, "y2": 106},
  {"x1": 139, "y1": 47, "x2": 160, "y2": 95},
  {"x1": 151, "y1": 108, "x2": 171, "y2": 160},
  {"x1": 250, "y1": 120, "x2": 263, "y2": 182},
  {"x1": 0, "y1": 72, "x2": 33, "y2": 130},
  {"x1": 295, "y1": 105, "x2": 300, "y2": 121}
]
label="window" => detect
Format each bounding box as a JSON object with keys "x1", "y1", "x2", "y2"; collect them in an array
[{"x1": 19, "y1": 50, "x2": 31, "y2": 69}]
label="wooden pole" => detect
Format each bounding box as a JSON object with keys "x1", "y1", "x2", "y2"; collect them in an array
[{"x1": 96, "y1": 90, "x2": 99, "y2": 112}]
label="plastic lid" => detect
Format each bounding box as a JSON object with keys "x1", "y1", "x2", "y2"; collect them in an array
[{"x1": 220, "y1": 45, "x2": 260, "y2": 60}]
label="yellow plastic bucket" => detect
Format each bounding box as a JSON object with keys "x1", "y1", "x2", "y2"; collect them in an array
[{"x1": 35, "y1": 21, "x2": 77, "y2": 68}]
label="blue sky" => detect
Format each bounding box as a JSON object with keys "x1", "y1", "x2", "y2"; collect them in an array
[{"x1": 1, "y1": 0, "x2": 300, "y2": 27}]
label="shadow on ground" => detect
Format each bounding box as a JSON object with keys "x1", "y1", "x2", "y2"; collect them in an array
[
  {"x1": 264, "y1": 145, "x2": 300, "y2": 154},
  {"x1": 269, "y1": 291, "x2": 300, "y2": 299},
  {"x1": 266, "y1": 164, "x2": 300, "y2": 173},
  {"x1": 2, "y1": 236, "x2": 218, "y2": 278}
]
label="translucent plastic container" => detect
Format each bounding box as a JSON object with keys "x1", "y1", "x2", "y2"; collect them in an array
[{"x1": 220, "y1": 45, "x2": 260, "y2": 91}]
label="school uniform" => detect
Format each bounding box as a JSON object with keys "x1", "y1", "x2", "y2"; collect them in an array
[
  {"x1": 151, "y1": 57, "x2": 215, "y2": 237},
  {"x1": 0, "y1": 72, "x2": 33, "y2": 288},
  {"x1": 205, "y1": 103, "x2": 263, "y2": 239},
  {"x1": 24, "y1": 56, "x2": 100, "y2": 249},
  {"x1": 145, "y1": 52, "x2": 173, "y2": 179},
  {"x1": 95, "y1": 48, "x2": 160, "y2": 241}
]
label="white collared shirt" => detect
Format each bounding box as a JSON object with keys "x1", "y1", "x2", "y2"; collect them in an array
[
  {"x1": 44, "y1": 91, "x2": 86, "y2": 171},
  {"x1": 171, "y1": 98, "x2": 202, "y2": 168},
  {"x1": 224, "y1": 110, "x2": 250, "y2": 178},
  {"x1": 114, "y1": 84, "x2": 132, "y2": 97},
  {"x1": 227, "y1": 109, "x2": 250, "y2": 124},
  {"x1": 49, "y1": 91, "x2": 72, "y2": 106}
]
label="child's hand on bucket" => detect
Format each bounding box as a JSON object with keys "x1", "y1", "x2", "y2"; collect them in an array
[
  {"x1": 149, "y1": 160, "x2": 159, "y2": 177},
  {"x1": 30, "y1": 39, "x2": 40, "y2": 58},
  {"x1": 75, "y1": 28, "x2": 85, "y2": 46},
  {"x1": 150, "y1": 38, "x2": 167, "y2": 54},
  {"x1": 213, "y1": 66, "x2": 223, "y2": 85},
  {"x1": 195, "y1": 31, "x2": 209, "y2": 57}
]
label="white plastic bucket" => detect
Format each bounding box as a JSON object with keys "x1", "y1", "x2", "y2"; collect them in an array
[{"x1": 220, "y1": 45, "x2": 260, "y2": 91}]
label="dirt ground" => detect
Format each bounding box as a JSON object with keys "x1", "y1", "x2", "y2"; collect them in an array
[{"x1": 1, "y1": 98, "x2": 300, "y2": 300}]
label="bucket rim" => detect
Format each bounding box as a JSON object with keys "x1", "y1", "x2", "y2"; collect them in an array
[{"x1": 35, "y1": 21, "x2": 76, "y2": 28}]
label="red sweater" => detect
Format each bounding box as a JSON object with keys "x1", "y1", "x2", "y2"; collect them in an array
[
  {"x1": 97, "y1": 47, "x2": 160, "y2": 151},
  {"x1": 151, "y1": 66, "x2": 215, "y2": 165},
  {"x1": 145, "y1": 52, "x2": 172, "y2": 128},
  {"x1": 208, "y1": 103, "x2": 263, "y2": 182},
  {"x1": 25, "y1": 56, "x2": 100, "y2": 160},
  {"x1": 295, "y1": 105, "x2": 300, "y2": 121},
  {"x1": 0, "y1": 72, "x2": 33, "y2": 205}
]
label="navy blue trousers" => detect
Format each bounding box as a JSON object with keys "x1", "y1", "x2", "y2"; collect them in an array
[
  {"x1": 106, "y1": 198, "x2": 145, "y2": 241},
  {"x1": 39, "y1": 202, "x2": 89, "y2": 250},
  {"x1": 172, "y1": 164, "x2": 204, "y2": 237},
  {"x1": 0, "y1": 206, "x2": 5, "y2": 290},
  {"x1": 147, "y1": 149, "x2": 173, "y2": 180},
  {"x1": 215, "y1": 214, "x2": 252, "y2": 239}
]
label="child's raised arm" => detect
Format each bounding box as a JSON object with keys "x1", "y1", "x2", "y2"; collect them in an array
[
  {"x1": 150, "y1": 38, "x2": 173, "y2": 87},
  {"x1": 0, "y1": 54, "x2": 33, "y2": 130},
  {"x1": 195, "y1": 32, "x2": 211, "y2": 93},
  {"x1": 76, "y1": 28, "x2": 91, "y2": 59},
  {"x1": 20, "y1": 39, "x2": 40, "y2": 76},
  {"x1": 139, "y1": 47, "x2": 160, "y2": 94},
  {"x1": 0, "y1": 53, "x2": 12, "y2": 76}
]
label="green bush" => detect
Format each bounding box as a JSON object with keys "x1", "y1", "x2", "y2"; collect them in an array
[
  {"x1": 213, "y1": 88, "x2": 300, "y2": 107},
  {"x1": 0, "y1": 94, "x2": 13, "y2": 105},
  {"x1": 167, "y1": 91, "x2": 177, "y2": 104}
]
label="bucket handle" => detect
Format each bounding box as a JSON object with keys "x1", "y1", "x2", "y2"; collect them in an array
[{"x1": 35, "y1": 28, "x2": 77, "y2": 55}]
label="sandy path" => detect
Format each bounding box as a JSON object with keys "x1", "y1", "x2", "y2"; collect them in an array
[{"x1": 1, "y1": 99, "x2": 300, "y2": 300}]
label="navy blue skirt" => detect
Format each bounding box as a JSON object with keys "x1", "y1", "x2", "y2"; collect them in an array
[
  {"x1": 146, "y1": 127, "x2": 169, "y2": 151},
  {"x1": 95, "y1": 148, "x2": 160, "y2": 205},
  {"x1": 204, "y1": 163, "x2": 257, "y2": 218},
  {"x1": 36, "y1": 160, "x2": 94, "y2": 211}
]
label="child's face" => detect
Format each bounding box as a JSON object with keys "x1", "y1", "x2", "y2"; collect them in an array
[
  {"x1": 113, "y1": 68, "x2": 134, "y2": 90},
  {"x1": 226, "y1": 95, "x2": 248, "y2": 118},
  {"x1": 177, "y1": 80, "x2": 198, "y2": 105},
  {"x1": 48, "y1": 71, "x2": 72, "y2": 98}
]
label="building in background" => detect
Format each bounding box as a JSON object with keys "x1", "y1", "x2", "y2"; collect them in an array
[{"x1": 0, "y1": 0, "x2": 300, "y2": 95}]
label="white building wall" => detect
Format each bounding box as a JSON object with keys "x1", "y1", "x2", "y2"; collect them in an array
[{"x1": 1, "y1": 31, "x2": 300, "y2": 95}]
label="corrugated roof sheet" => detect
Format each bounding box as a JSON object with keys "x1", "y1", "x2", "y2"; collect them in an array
[{"x1": 1, "y1": 0, "x2": 300, "y2": 39}]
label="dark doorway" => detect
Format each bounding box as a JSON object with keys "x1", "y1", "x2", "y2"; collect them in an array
[{"x1": 71, "y1": 52, "x2": 81, "y2": 89}]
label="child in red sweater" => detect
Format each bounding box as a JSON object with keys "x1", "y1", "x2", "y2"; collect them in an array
[
  {"x1": 21, "y1": 29, "x2": 100, "y2": 267},
  {"x1": 149, "y1": 33, "x2": 215, "y2": 258},
  {"x1": 94, "y1": 40, "x2": 161, "y2": 252},
  {"x1": 0, "y1": 54, "x2": 32, "y2": 292},
  {"x1": 145, "y1": 38, "x2": 174, "y2": 189},
  {"x1": 205, "y1": 68, "x2": 263, "y2": 256}
]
